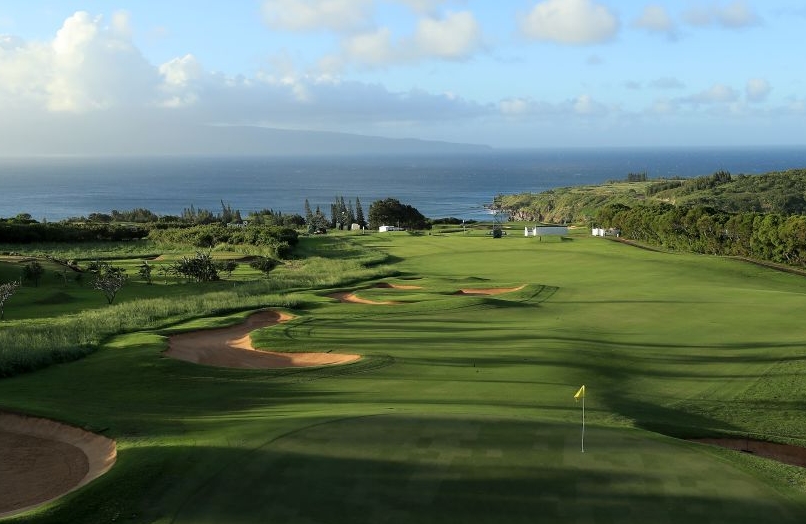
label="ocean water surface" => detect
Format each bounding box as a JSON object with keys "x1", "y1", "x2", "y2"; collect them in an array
[{"x1": 1, "y1": 147, "x2": 804, "y2": 222}]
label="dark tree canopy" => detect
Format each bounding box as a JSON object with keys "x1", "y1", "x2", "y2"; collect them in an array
[
  {"x1": 91, "y1": 263, "x2": 127, "y2": 304},
  {"x1": 22, "y1": 261, "x2": 44, "y2": 287},
  {"x1": 368, "y1": 198, "x2": 428, "y2": 230},
  {"x1": 249, "y1": 257, "x2": 279, "y2": 277}
]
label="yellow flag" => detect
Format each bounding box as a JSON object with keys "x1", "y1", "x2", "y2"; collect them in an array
[{"x1": 574, "y1": 385, "x2": 585, "y2": 402}]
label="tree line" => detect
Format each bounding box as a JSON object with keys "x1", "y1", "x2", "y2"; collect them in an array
[
  {"x1": 596, "y1": 203, "x2": 806, "y2": 267},
  {"x1": 2, "y1": 193, "x2": 436, "y2": 247},
  {"x1": 303, "y1": 196, "x2": 366, "y2": 233}
]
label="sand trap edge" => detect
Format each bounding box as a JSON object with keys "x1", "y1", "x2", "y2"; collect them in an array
[{"x1": 0, "y1": 411, "x2": 117, "y2": 518}]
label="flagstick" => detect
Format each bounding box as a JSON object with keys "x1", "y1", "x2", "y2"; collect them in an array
[{"x1": 581, "y1": 396, "x2": 586, "y2": 452}]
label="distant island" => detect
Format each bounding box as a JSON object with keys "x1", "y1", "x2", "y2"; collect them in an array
[{"x1": 0, "y1": 123, "x2": 492, "y2": 157}]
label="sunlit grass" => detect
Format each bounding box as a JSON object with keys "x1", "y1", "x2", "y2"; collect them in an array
[{"x1": 3, "y1": 231, "x2": 806, "y2": 523}]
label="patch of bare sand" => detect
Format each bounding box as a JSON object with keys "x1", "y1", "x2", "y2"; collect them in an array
[
  {"x1": 456, "y1": 284, "x2": 526, "y2": 296},
  {"x1": 374, "y1": 282, "x2": 423, "y2": 290},
  {"x1": 690, "y1": 438, "x2": 806, "y2": 468},
  {"x1": 166, "y1": 310, "x2": 360, "y2": 368},
  {"x1": 0, "y1": 412, "x2": 116, "y2": 518},
  {"x1": 327, "y1": 291, "x2": 399, "y2": 305}
]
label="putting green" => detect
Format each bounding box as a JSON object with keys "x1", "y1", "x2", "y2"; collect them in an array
[{"x1": 172, "y1": 414, "x2": 798, "y2": 524}]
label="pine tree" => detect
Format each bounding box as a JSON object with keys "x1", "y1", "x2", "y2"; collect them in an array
[
  {"x1": 304, "y1": 199, "x2": 313, "y2": 225},
  {"x1": 347, "y1": 199, "x2": 356, "y2": 228},
  {"x1": 338, "y1": 196, "x2": 348, "y2": 230},
  {"x1": 313, "y1": 206, "x2": 328, "y2": 231},
  {"x1": 355, "y1": 197, "x2": 366, "y2": 227}
]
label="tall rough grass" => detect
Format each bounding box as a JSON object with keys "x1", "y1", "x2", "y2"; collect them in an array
[
  {"x1": 0, "y1": 246, "x2": 397, "y2": 377},
  {"x1": 0, "y1": 288, "x2": 303, "y2": 377}
]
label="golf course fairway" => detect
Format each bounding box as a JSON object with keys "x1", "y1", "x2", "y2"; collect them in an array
[{"x1": 2, "y1": 231, "x2": 806, "y2": 523}]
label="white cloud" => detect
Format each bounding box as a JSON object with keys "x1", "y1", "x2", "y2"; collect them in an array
[
  {"x1": 648, "y1": 98, "x2": 677, "y2": 115},
  {"x1": 392, "y1": 0, "x2": 452, "y2": 15},
  {"x1": 633, "y1": 4, "x2": 678, "y2": 39},
  {"x1": 498, "y1": 94, "x2": 610, "y2": 119},
  {"x1": 680, "y1": 83, "x2": 739, "y2": 105},
  {"x1": 341, "y1": 27, "x2": 398, "y2": 66},
  {"x1": 159, "y1": 54, "x2": 202, "y2": 87},
  {"x1": 0, "y1": 37, "x2": 50, "y2": 105},
  {"x1": 260, "y1": 0, "x2": 374, "y2": 32},
  {"x1": 329, "y1": 10, "x2": 483, "y2": 69},
  {"x1": 683, "y1": 1, "x2": 761, "y2": 29},
  {"x1": 0, "y1": 11, "x2": 159, "y2": 113},
  {"x1": 745, "y1": 78, "x2": 771, "y2": 103},
  {"x1": 786, "y1": 98, "x2": 805, "y2": 114},
  {"x1": 650, "y1": 77, "x2": 685, "y2": 90},
  {"x1": 520, "y1": 0, "x2": 619, "y2": 45},
  {"x1": 158, "y1": 54, "x2": 204, "y2": 107},
  {"x1": 0, "y1": 9, "x2": 503, "y2": 155},
  {"x1": 499, "y1": 97, "x2": 533, "y2": 116},
  {"x1": 572, "y1": 94, "x2": 607, "y2": 116},
  {"x1": 0, "y1": 34, "x2": 25, "y2": 50},
  {"x1": 110, "y1": 10, "x2": 133, "y2": 41},
  {"x1": 413, "y1": 11, "x2": 482, "y2": 59}
]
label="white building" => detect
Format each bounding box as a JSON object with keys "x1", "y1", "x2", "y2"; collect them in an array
[
  {"x1": 525, "y1": 225, "x2": 568, "y2": 237},
  {"x1": 379, "y1": 225, "x2": 405, "y2": 232},
  {"x1": 591, "y1": 227, "x2": 621, "y2": 237}
]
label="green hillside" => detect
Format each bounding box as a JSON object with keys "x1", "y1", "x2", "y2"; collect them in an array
[{"x1": 495, "y1": 168, "x2": 806, "y2": 224}]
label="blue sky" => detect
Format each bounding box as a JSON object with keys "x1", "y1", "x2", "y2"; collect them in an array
[{"x1": 0, "y1": 0, "x2": 804, "y2": 154}]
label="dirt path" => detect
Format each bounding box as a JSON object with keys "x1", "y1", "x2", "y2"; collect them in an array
[
  {"x1": 690, "y1": 438, "x2": 806, "y2": 468},
  {"x1": 0, "y1": 412, "x2": 116, "y2": 518},
  {"x1": 166, "y1": 310, "x2": 360, "y2": 368}
]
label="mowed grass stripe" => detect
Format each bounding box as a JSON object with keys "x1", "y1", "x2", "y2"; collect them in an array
[
  {"x1": 2, "y1": 232, "x2": 806, "y2": 522},
  {"x1": 172, "y1": 415, "x2": 798, "y2": 524}
]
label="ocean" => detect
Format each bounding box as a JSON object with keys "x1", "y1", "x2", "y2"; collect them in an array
[{"x1": 1, "y1": 147, "x2": 805, "y2": 222}]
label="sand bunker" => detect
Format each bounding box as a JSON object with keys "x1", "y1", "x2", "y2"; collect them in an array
[
  {"x1": 0, "y1": 412, "x2": 116, "y2": 518},
  {"x1": 328, "y1": 291, "x2": 399, "y2": 305},
  {"x1": 327, "y1": 282, "x2": 422, "y2": 305},
  {"x1": 690, "y1": 438, "x2": 806, "y2": 468},
  {"x1": 374, "y1": 282, "x2": 423, "y2": 290},
  {"x1": 456, "y1": 284, "x2": 526, "y2": 296},
  {"x1": 166, "y1": 310, "x2": 360, "y2": 368}
]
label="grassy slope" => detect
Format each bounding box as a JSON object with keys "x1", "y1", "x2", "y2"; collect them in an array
[
  {"x1": 495, "y1": 181, "x2": 654, "y2": 223},
  {"x1": 2, "y1": 232, "x2": 806, "y2": 523},
  {"x1": 495, "y1": 169, "x2": 806, "y2": 222}
]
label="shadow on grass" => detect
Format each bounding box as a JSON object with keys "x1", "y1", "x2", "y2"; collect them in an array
[
  {"x1": 155, "y1": 415, "x2": 806, "y2": 524},
  {"x1": 21, "y1": 415, "x2": 805, "y2": 524}
]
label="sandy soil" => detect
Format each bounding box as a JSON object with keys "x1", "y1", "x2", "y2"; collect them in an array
[
  {"x1": 166, "y1": 310, "x2": 360, "y2": 368},
  {"x1": 0, "y1": 412, "x2": 117, "y2": 518},
  {"x1": 690, "y1": 438, "x2": 806, "y2": 468},
  {"x1": 374, "y1": 282, "x2": 423, "y2": 290},
  {"x1": 327, "y1": 291, "x2": 399, "y2": 305},
  {"x1": 456, "y1": 284, "x2": 526, "y2": 295}
]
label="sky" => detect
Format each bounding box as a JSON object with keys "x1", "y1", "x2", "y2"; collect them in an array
[{"x1": 0, "y1": 0, "x2": 805, "y2": 154}]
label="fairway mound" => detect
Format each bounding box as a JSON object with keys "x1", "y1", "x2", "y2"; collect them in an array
[
  {"x1": 691, "y1": 438, "x2": 806, "y2": 468},
  {"x1": 0, "y1": 412, "x2": 116, "y2": 518},
  {"x1": 455, "y1": 284, "x2": 526, "y2": 296},
  {"x1": 374, "y1": 282, "x2": 423, "y2": 290},
  {"x1": 327, "y1": 291, "x2": 399, "y2": 305},
  {"x1": 166, "y1": 310, "x2": 360, "y2": 368}
]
